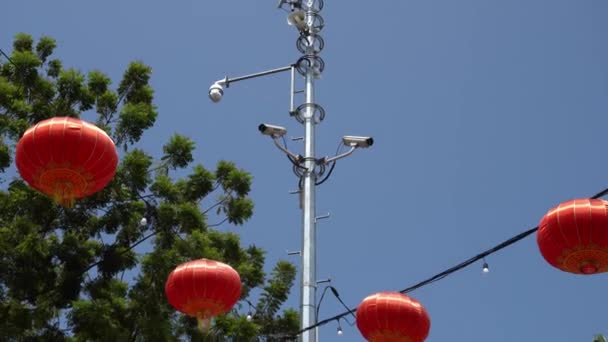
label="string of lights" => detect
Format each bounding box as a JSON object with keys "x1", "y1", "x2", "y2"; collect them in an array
[{"x1": 293, "y1": 186, "x2": 608, "y2": 337}]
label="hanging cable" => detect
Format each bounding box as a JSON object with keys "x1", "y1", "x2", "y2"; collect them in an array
[
  {"x1": 0, "y1": 48, "x2": 16, "y2": 66},
  {"x1": 282, "y1": 135, "x2": 306, "y2": 171},
  {"x1": 315, "y1": 141, "x2": 345, "y2": 186},
  {"x1": 292, "y1": 186, "x2": 608, "y2": 337},
  {"x1": 328, "y1": 286, "x2": 355, "y2": 325},
  {"x1": 316, "y1": 285, "x2": 331, "y2": 320},
  {"x1": 315, "y1": 161, "x2": 335, "y2": 186},
  {"x1": 316, "y1": 285, "x2": 355, "y2": 325}
]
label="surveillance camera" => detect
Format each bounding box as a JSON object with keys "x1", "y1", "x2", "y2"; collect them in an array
[
  {"x1": 209, "y1": 78, "x2": 227, "y2": 103},
  {"x1": 342, "y1": 135, "x2": 374, "y2": 148},
  {"x1": 287, "y1": 10, "x2": 307, "y2": 31},
  {"x1": 259, "y1": 123, "x2": 288, "y2": 137},
  {"x1": 208, "y1": 82, "x2": 224, "y2": 103}
]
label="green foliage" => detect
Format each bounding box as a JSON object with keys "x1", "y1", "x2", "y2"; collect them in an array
[
  {"x1": 212, "y1": 260, "x2": 299, "y2": 341},
  {"x1": 595, "y1": 335, "x2": 607, "y2": 342},
  {"x1": 163, "y1": 134, "x2": 195, "y2": 169},
  {"x1": 87, "y1": 70, "x2": 111, "y2": 97},
  {"x1": 0, "y1": 139, "x2": 10, "y2": 172},
  {"x1": 35, "y1": 36, "x2": 56, "y2": 63},
  {"x1": 253, "y1": 262, "x2": 299, "y2": 340},
  {"x1": 118, "y1": 149, "x2": 153, "y2": 194},
  {"x1": 0, "y1": 34, "x2": 297, "y2": 341},
  {"x1": 116, "y1": 102, "x2": 157, "y2": 146},
  {"x1": 182, "y1": 165, "x2": 215, "y2": 201},
  {"x1": 56, "y1": 68, "x2": 94, "y2": 114},
  {"x1": 47, "y1": 59, "x2": 62, "y2": 78},
  {"x1": 13, "y1": 33, "x2": 34, "y2": 52},
  {"x1": 114, "y1": 62, "x2": 157, "y2": 147}
]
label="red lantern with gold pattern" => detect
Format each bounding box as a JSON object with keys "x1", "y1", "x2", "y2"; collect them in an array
[
  {"x1": 356, "y1": 292, "x2": 430, "y2": 342},
  {"x1": 165, "y1": 258, "x2": 242, "y2": 330},
  {"x1": 537, "y1": 198, "x2": 608, "y2": 275},
  {"x1": 15, "y1": 117, "x2": 118, "y2": 206}
]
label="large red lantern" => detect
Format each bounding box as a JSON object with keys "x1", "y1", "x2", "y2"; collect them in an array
[
  {"x1": 165, "y1": 259, "x2": 242, "y2": 329},
  {"x1": 15, "y1": 117, "x2": 118, "y2": 206},
  {"x1": 356, "y1": 292, "x2": 430, "y2": 342},
  {"x1": 537, "y1": 198, "x2": 608, "y2": 274}
]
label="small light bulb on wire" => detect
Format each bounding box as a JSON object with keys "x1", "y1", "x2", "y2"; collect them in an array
[
  {"x1": 246, "y1": 312, "x2": 253, "y2": 321},
  {"x1": 337, "y1": 319, "x2": 343, "y2": 336},
  {"x1": 139, "y1": 217, "x2": 147, "y2": 226},
  {"x1": 482, "y1": 260, "x2": 490, "y2": 273}
]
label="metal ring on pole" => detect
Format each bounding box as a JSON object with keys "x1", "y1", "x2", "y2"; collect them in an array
[
  {"x1": 297, "y1": 34, "x2": 324, "y2": 54},
  {"x1": 296, "y1": 55, "x2": 325, "y2": 76},
  {"x1": 303, "y1": 12, "x2": 324, "y2": 33},
  {"x1": 302, "y1": 0, "x2": 323, "y2": 11},
  {"x1": 292, "y1": 102, "x2": 326, "y2": 124}
]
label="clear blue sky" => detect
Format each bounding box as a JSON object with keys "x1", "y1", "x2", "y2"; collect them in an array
[{"x1": 3, "y1": 0, "x2": 608, "y2": 341}]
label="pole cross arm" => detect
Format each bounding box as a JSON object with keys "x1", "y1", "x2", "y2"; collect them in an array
[
  {"x1": 224, "y1": 65, "x2": 295, "y2": 86},
  {"x1": 209, "y1": 65, "x2": 295, "y2": 103},
  {"x1": 272, "y1": 137, "x2": 303, "y2": 162},
  {"x1": 318, "y1": 146, "x2": 356, "y2": 165}
]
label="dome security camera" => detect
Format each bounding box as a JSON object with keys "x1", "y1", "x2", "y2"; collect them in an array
[{"x1": 208, "y1": 79, "x2": 226, "y2": 103}]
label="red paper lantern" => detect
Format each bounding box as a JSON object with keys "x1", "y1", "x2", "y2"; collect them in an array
[
  {"x1": 356, "y1": 292, "x2": 430, "y2": 342},
  {"x1": 165, "y1": 259, "x2": 242, "y2": 329},
  {"x1": 537, "y1": 198, "x2": 608, "y2": 274},
  {"x1": 15, "y1": 117, "x2": 118, "y2": 206}
]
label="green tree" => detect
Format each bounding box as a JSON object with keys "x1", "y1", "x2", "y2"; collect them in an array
[
  {"x1": 0, "y1": 33, "x2": 298, "y2": 341},
  {"x1": 594, "y1": 335, "x2": 607, "y2": 342}
]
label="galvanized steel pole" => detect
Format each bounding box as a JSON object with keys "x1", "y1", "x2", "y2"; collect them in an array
[{"x1": 299, "y1": 1, "x2": 324, "y2": 340}]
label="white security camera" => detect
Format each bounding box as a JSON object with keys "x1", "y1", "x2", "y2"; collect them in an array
[
  {"x1": 208, "y1": 79, "x2": 227, "y2": 103},
  {"x1": 259, "y1": 123, "x2": 288, "y2": 137},
  {"x1": 287, "y1": 10, "x2": 307, "y2": 31},
  {"x1": 342, "y1": 135, "x2": 374, "y2": 148}
]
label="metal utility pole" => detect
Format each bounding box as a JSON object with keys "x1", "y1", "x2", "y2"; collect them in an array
[
  {"x1": 300, "y1": 0, "x2": 323, "y2": 342},
  {"x1": 299, "y1": 2, "x2": 322, "y2": 341},
  {"x1": 209, "y1": 1, "x2": 372, "y2": 340}
]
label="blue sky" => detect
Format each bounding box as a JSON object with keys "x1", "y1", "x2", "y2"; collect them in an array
[{"x1": 3, "y1": 0, "x2": 608, "y2": 341}]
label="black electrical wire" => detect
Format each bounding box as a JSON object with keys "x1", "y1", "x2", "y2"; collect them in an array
[
  {"x1": 328, "y1": 286, "x2": 355, "y2": 325},
  {"x1": 0, "y1": 48, "x2": 16, "y2": 66},
  {"x1": 315, "y1": 161, "x2": 335, "y2": 186},
  {"x1": 315, "y1": 141, "x2": 345, "y2": 186},
  {"x1": 281, "y1": 136, "x2": 307, "y2": 191},
  {"x1": 316, "y1": 285, "x2": 356, "y2": 326},
  {"x1": 315, "y1": 286, "x2": 331, "y2": 320},
  {"x1": 290, "y1": 156, "x2": 305, "y2": 176},
  {"x1": 292, "y1": 186, "x2": 608, "y2": 337},
  {"x1": 282, "y1": 136, "x2": 305, "y2": 170},
  {"x1": 0, "y1": 47, "x2": 23, "y2": 94}
]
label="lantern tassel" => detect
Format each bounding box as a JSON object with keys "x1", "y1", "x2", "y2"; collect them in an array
[
  {"x1": 54, "y1": 194, "x2": 75, "y2": 208},
  {"x1": 196, "y1": 312, "x2": 211, "y2": 333},
  {"x1": 52, "y1": 183, "x2": 76, "y2": 208}
]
